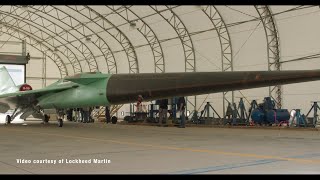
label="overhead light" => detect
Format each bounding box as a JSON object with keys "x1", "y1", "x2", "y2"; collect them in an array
[
  {"x1": 129, "y1": 21, "x2": 138, "y2": 31},
  {"x1": 129, "y1": 21, "x2": 136, "y2": 27},
  {"x1": 85, "y1": 36, "x2": 91, "y2": 42}
]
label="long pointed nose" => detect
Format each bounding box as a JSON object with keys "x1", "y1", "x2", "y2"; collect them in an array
[{"x1": 106, "y1": 70, "x2": 320, "y2": 105}]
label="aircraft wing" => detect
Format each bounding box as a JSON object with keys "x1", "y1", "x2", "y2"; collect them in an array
[
  {"x1": 0, "y1": 83, "x2": 78, "y2": 113},
  {"x1": 0, "y1": 84, "x2": 78, "y2": 99},
  {"x1": 106, "y1": 70, "x2": 320, "y2": 104}
]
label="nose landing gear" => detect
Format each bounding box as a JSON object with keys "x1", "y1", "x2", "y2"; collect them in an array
[{"x1": 56, "y1": 109, "x2": 65, "y2": 127}]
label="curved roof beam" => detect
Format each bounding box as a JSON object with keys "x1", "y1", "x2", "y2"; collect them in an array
[
  {"x1": 150, "y1": 5, "x2": 196, "y2": 111},
  {"x1": 28, "y1": 6, "x2": 99, "y2": 72},
  {"x1": 150, "y1": 5, "x2": 195, "y2": 73},
  {"x1": 104, "y1": 5, "x2": 166, "y2": 114},
  {"x1": 74, "y1": 5, "x2": 139, "y2": 73},
  {"x1": 0, "y1": 6, "x2": 83, "y2": 74},
  {"x1": 255, "y1": 5, "x2": 281, "y2": 108},
  {"x1": 52, "y1": 6, "x2": 118, "y2": 73},
  {"x1": 0, "y1": 13, "x2": 80, "y2": 75},
  {"x1": 107, "y1": 5, "x2": 165, "y2": 73},
  {"x1": 0, "y1": 14, "x2": 83, "y2": 76},
  {"x1": 0, "y1": 25, "x2": 67, "y2": 77},
  {"x1": 85, "y1": 6, "x2": 145, "y2": 114},
  {"x1": 202, "y1": 5, "x2": 234, "y2": 117}
]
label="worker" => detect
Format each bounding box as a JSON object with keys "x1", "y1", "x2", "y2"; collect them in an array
[
  {"x1": 158, "y1": 98, "x2": 168, "y2": 126},
  {"x1": 135, "y1": 95, "x2": 143, "y2": 112},
  {"x1": 26, "y1": 52, "x2": 30, "y2": 61},
  {"x1": 226, "y1": 103, "x2": 233, "y2": 118},
  {"x1": 82, "y1": 107, "x2": 90, "y2": 123},
  {"x1": 225, "y1": 102, "x2": 233, "y2": 125},
  {"x1": 88, "y1": 107, "x2": 94, "y2": 123},
  {"x1": 135, "y1": 95, "x2": 146, "y2": 120},
  {"x1": 177, "y1": 96, "x2": 186, "y2": 128},
  {"x1": 72, "y1": 108, "x2": 77, "y2": 122},
  {"x1": 79, "y1": 108, "x2": 83, "y2": 122},
  {"x1": 232, "y1": 102, "x2": 238, "y2": 125},
  {"x1": 66, "y1": 108, "x2": 73, "y2": 121},
  {"x1": 105, "y1": 106, "x2": 111, "y2": 123}
]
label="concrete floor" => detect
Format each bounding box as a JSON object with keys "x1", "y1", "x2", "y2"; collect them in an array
[{"x1": 0, "y1": 121, "x2": 320, "y2": 174}]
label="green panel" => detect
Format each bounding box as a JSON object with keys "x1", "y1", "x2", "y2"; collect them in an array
[
  {"x1": 64, "y1": 72, "x2": 110, "y2": 85},
  {"x1": 37, "y1": 74, "x2": 113, "y2": 109}
]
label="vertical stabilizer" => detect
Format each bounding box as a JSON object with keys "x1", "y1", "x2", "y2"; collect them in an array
[{"x1": 0, "y1": 66, "x2": 18, "y2": 95}]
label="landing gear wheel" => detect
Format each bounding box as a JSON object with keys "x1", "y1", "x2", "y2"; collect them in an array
[
  {"x1": 43, "y1": 114, "x2": 50, "y2": 123},
  {"x1": 5, "y1": 115, "x2": 11, "y2": 124},
  {"x1": 111, "y1": 116, "x2": 118, "y2": 124},
  {"x1": 58, "y1": 119, "x2": 63, "y2": 127}
]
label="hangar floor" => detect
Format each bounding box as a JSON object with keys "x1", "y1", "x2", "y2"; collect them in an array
[{"x1": 0, "y1": 121, "x2": 320, "y2": 174}]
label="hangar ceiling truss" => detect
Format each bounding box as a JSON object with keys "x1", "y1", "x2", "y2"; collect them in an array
[
  {"x1": 0, "y1": 5, "x2": 286, "y2": 116},
  {"x1": 107, "y1": 5, "x2": 165, "y2": 73},
  {"x1": 0, "y1": 6, "x2": 93, "y2": 74},
  {"x1": 255, "y1": 5, "x2": 282, "y2": 108},
  {"x1": 33, "y1": 5, "x2": 101, "y2": 73},
  {"x1": 55, "y1": 5, "x2": 118, "y2": 74},
  {"x1": 150, "y1": 5, "x2": 197, "y2": 111},
  {"x1": 202, "y1": 5, "x2": 234, "y2": 117},
  {"x1": 70, "y1": 5, "x2": 138, "y2": 74},
  {"x1": 0, "y1": 25, "x2": 67, "y2": 77}
]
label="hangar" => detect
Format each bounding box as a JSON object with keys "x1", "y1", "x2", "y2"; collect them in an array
[{"x1": 0, "y1": 5, "x2": 320, "y2": 174}]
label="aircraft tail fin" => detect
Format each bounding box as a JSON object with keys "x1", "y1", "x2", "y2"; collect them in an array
[{"x1": 0, "y1": 66, "x2": 18, "y2": 95}]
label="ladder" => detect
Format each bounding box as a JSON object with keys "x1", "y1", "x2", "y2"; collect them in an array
[{"x1": 92, "y1": 105, "x2": 124, "y2": 122}]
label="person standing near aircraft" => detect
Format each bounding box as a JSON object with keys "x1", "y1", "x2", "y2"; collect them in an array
[
  {"x1": 158, "y1": 98, "x2": 168, "y2": 126},
  {"x1": 135, "y1": 95, "x2": 147, "y2": 120},
  {"x1": 177, "y1": 97, "x2": 186, "y2": 128},
  {"x1": 89, "y1": 107, "x2": 94, "y2": 123},
  {"x1": 105, "y1": 106, "x2": 111, "y2": 124},
  {"x1": 135, "y1": 95, "x2": 144, "y2": 112},
  {"x1": 82, "y1": 107, "x2": 90, "y2": 123},
  {"x1": 80, "y1": 108, "x2": 85, "y2": 123}
]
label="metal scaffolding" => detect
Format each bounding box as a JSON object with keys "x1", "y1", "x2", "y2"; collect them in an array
[
  {"x1": 0, "y1": 6, "x2": 91, "y2": 74},
  {"x1": 202, "y1": 5, "x2": 234, "y2": 117},
  {"x1": 150, "y1": 5, "x2": 197, "y2": 113},
  {"x1": 107, "y1": 5, "x2": 165, "y2": 73},
  {"x1": 255, "y1": 5, "x2": 282, "y2": 108},
  {"x1": 71, "y1": 5, "x2": 138, "y2": 74},
  {"x1": 0, "y1": 25, "x2": 68, "y2": 77}
]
